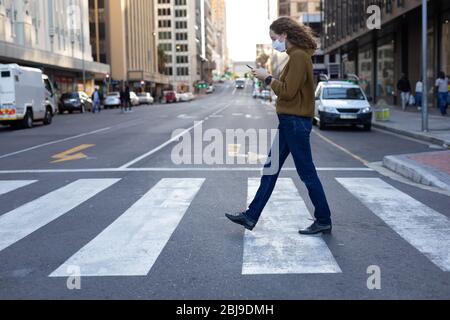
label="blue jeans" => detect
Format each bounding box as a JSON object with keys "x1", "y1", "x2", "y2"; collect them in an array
[
  {"x1": 415, "y1": 93, "x2": 422, "y2": 107},
  {"x1": 246, "y1": 114, "x2": 332, "y2": 225},
  {"x1": 438, "y1": 92, "x2": 448, "y2": 115}
]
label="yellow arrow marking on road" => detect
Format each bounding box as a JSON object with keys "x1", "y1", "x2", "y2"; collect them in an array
[{"x1": 51, "y1": 144, "x2": 95, "y2": 163}]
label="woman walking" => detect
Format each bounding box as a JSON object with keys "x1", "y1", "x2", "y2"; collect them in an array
[{"x1": 226, "y1": 17, "x2": 332, "y2": 235}]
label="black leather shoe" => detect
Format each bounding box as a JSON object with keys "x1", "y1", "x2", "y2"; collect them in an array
[
  {"x1": 299, "y1": 222, "x2": 332, "y2": 235},
  {"x1": 225, "y1": 212, "x2": 256, "y2": 231}
]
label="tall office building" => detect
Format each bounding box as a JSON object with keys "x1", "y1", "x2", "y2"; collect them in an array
[
  {"x1": 155, "y1": 0, "x2": 216, "y2": 92},
  {"x1": 92, "y1": 0, "x2": 168, "y2": 96},
  {"x1": 0, "y1": 0, "x2": 109, "y2": 94},
  {"x1": 210, "y1": 0, "x2": 229, "y2": 75}
]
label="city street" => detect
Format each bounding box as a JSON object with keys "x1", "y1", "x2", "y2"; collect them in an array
[{"x1": 0, "y1": 82, "x2": 449, "y2": 300}]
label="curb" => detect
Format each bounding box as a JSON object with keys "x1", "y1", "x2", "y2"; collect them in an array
[
  {"x1": 373, "y1": 122, "x2": 450, "y2": 148},
  {"x1": 383, "y1": 155, "x2": 450, "y2": 192}
]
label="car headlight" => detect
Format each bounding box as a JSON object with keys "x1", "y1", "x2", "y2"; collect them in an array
[
  {"x1": 322, "y1": 106, "x2": 338, "y2": 113},
  {"x1": 361, "y1": 107, "x2": 372, "y2": 113}
]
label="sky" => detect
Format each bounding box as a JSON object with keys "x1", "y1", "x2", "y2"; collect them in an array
[{"x1": 226, "y1": 0, "x2": 278, "y2": 62}]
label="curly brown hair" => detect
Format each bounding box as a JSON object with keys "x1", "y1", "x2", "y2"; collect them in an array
[{"x1": 270, "y1": 17, "x2": 318, "y2": 51}]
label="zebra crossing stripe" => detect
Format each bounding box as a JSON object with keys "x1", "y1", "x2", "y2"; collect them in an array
[
  {"x1": 337, "y1": 178, "x2": 450, "y2": 272},
  {"x1": 242, "y1": 178, "x2": 342, "y2": 275},
  {"x1": 50, "y1": 178, "x2": 205, "y2": 277},
  {"x1": 0, "y1": 179, "x2": 120, "y2": 253},
  {"x1": 0, "y1": 180, "x2": 37, "y2": 196}
]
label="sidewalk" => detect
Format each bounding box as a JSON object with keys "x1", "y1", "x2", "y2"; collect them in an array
[
  {"x1": 372, "y1": 104, "x2": 450, "y2": 147},
  {"x1": 374, "y1": 104, "x2": 450, "y2": 192}
]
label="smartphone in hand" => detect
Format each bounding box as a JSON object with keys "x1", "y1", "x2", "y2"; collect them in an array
[{"x1": 246, "y1": 65, "x2": 254, "y2": 70}]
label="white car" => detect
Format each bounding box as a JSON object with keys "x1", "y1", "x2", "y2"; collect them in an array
[
  {"x1": 314, "y1": 81, "x2": 373, "y2": 131},
  {"x1": 206, "y1": 85, "x2": 215, "y2": 94},
  {"x1": 137, "y1": 92, "x2": 154, "y2": 105},
  {"x1": 130, "y1": 92, "x2": 140, "y2": 106},
  {"x1": 179, "y1": 92, "x2": 195, "y2": 102},
  {"x1": 0, "y1": 64, "x2": 57, "y2": 129},
  {"x1": 104, "y1": 92, "x2": 121, "y2": 109}
]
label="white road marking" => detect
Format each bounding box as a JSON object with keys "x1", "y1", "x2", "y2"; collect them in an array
[
  {"x1": 242, "y1": 178, "x2": 342, "y2": 274},
  {"x1": 0, "y1": 180, "x2": 37, "y2": 196},
  {"x1": 0, "y1": 127, "x2": 111, "y2": 160},
  {"x1": 119, "y1": 103, "x2": 232, "y2": 169},
  {"x1": 50, "y1": 178, "x2": 204, "y2": 277},
  {"x1": 337, "y1": 178, "x2": 450, "y2": 272},
  {"x1": 0, "y1": 167, "x2": 374, "y2": 174},
  {"x1": 0, "y1": 179, "x2": 120, "y2": 252}
]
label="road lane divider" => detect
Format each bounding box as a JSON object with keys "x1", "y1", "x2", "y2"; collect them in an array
[
  {"x1": 0, "y1": 179, "x2": 120, "y2": 252},
  {"x1": 50, "y1": 178, "x2": 205, "y2": 277},
  {"x1": 242, "y1": 178, "x2": 342, "y2": 275},
  {"x1": 337, "y1": 178, "x2": 450, "y2": 272}
]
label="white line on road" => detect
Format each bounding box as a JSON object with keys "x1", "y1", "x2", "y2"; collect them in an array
[
  {"x1": 119, "y1": 103, "x2": 233, "y2": 169},
  {"x1": 0, "y1": 167, "x2": 374, "y2": 174},
  {"x1": 337, "y1": 178, "x2": 450, "y2": 272},
  {"x1": 0, "y1": 127, "x2": 112, "y2": 160},
  {"x1": 0, "y1": 179, "x2": 120, "y2": 253},
  {"x1": 242, "y1": 178, "x2": 342, "y2": 275},
  {"x1": 50, "y1": 178, "x2": 205, "y2": 277},
  {"x1": 0, "y1": 180, "x2": 37, "y2": 196}
]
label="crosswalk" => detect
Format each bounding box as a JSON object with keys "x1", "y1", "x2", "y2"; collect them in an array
[{"x1": 0, "y1": 177, "x2": 449, "y2": 277}]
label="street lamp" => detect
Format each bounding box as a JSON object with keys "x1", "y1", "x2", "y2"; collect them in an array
[{"x1": 422, "y1": 0, "x2": 429, "y2": 132}]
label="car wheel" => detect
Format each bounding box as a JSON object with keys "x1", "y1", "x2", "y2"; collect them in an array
[
  {"x1": 319, "y1": 115, "x2": 327, "y2": 130},
  {"x1": 43, "y1": 107, "x2": 53, "y2": 125},
  {"x1": 22, "y1": 109, "x2": 33, "y2": 129}
]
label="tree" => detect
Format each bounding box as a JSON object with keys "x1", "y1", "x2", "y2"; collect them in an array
[{"x1": 158, "y1": 45, "x2": 168, "y2": 74}]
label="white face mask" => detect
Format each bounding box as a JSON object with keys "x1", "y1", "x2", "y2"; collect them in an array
[{"x1": 272, "y1": 38, "x2": 286, "y2": 52}]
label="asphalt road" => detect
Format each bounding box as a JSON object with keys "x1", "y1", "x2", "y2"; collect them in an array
[{"x1": 0, "y1": 82, "x2": 449, "y2": 300}]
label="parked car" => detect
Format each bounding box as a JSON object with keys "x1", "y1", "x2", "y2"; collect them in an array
[
  {"x1": 59, "y1": 92, "x2": 92, "y2": 114},
  {"x1": 130, "y1": 92, "x2": 140, "y2": 106},
  {"x1": 137, "y1": 92, "x2": 154, "y2": 105},
  {"x1": 260, "y1": 90, "x2": 271, "y2": 100},
  {"x1": 179, "y1": 92, "x2": 195, "y2": 102},
  {"x1": 235, "y1": 79, "x2": 245, "y2": 89},
  {"x1": 104, "y1": 92, "x2": 121, "y2": 109},
  {"x1": 0, "y1": 64, "x2": 57, "y2": 128},
  {"x1": 206, "y1": 85, "x2": 215, "y2": 94},
  {"x1": 314, "y1": 81, "x2": 373, "y2": 131},
  {"x1": 163, "y1": 90, "x2": 178, "y2": 103}
]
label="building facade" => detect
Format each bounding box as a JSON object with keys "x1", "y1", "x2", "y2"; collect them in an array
[
  {"x1": 210, "y1": 0, "x2": 229, "y2": 76},
  {"x1": 90, "y1": 0, "x2": 168, "y2": 96},
  {"x1": 155, "y1": 0, "x2": 216, "y2": 93},
  {"x1": 0, "y1": 0, "x2": 110, "y2": 95},
  {"x1": 323, "y1": 0, "x2": 450, "y2": 107}
]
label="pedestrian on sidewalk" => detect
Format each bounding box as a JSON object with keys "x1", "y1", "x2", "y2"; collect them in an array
[
  {"x1": 225, "y1": 17, "x2": 333, "y2": 236},
  {"x1": 435, "y1": 71, "x2": 449, "y2": 116},
  {"x1": 92, "y1": 87, "x2": 101, "y2": 114},
  {"x1": 125, "y1": 85, "x2": 132, "y2": 113},
  {"x1": 397, "y1": 74, "x2": 412, "y2": 111},
  {"x1": 415, "y1": 78, "x2": 423, "y2": 111}
]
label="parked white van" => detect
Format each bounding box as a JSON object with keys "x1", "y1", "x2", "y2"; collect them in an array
[{"x1": 0, "y1": 64, "x2": 57, "y2": 128}]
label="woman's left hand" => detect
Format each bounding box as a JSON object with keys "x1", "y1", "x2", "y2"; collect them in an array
[{"x1": 252, "y1": 68, "x2": 270, "y2": 81}]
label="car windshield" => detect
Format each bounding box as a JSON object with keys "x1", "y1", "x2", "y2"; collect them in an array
[
  {"x1": 323, "y1": 87, "x2": 365, "y2": 100},
  {"x1": 107, "y1": 93, "x2": 119, "y2": 97},
  {"x1": 61, "y1": 93, "x2": 78, "y2": 99}
]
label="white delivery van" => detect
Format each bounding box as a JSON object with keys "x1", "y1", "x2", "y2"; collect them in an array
[{"x1": 0, "y1": 64, "x2": 57, "y2": 128}]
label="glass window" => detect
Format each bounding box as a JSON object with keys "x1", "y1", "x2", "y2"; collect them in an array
[
  {"x1": 376, "y1": 39, "x2": 395, "y2": 104},
  {"x1": 1, "y1": 71, "x2": 11, "y2": 78},
  {"x1": 323, "y1": 87, "x2": 366, "y2": 100},
  {"x1": 358, "y1": 47, "x2": 373, "y2": 98}
]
